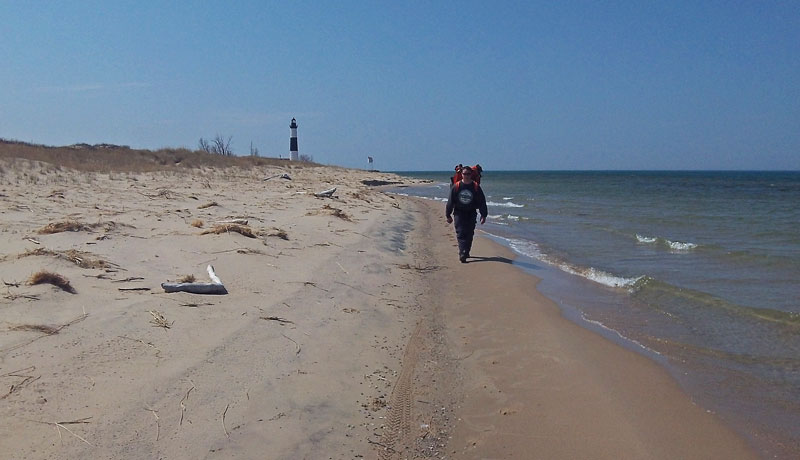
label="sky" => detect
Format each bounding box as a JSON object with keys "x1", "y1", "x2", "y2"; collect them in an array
[{"x1": 1, "y1": 1, "x2": 798, "y2": 171}]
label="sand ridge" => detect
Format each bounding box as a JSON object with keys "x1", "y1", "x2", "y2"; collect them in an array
[{"x1": 0, "y1": 159, "x2": 434, "y2": 459}]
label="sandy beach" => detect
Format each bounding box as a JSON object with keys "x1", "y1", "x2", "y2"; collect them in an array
[{"x1": 0, "y1": 156, "x2": 759, "y2": 459}]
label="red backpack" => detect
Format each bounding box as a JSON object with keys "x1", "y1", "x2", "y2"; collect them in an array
[{"x1": 454, "y1": 181, "x2": 478, "y2": 193}]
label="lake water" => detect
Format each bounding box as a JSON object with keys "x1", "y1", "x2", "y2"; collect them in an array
[{"x1": 392, "y1": 170, "x2": 800, "y2": 458}]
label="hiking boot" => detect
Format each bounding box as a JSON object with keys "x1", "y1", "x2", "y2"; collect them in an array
[{"x1": 459, "y1": 253, "x2": 467, "y2": 263}]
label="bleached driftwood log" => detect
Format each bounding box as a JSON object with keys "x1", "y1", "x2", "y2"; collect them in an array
[
  {"x1": 264, "y1": 173, "x2": 291, "y2": 181},
  {"x1": 314, "y1": 187, "x2": 336, "y2": 198},
  {"x1": 215, "y1": 219, "x2": 248, "y2": 225},
  {"x1": 161, "y1": 265, "x2": 228, "y2": 295}
]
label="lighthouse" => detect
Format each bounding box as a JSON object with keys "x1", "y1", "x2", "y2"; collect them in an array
[{"x1": 289, "y1": 118, "x2": 299, "y2": 161}]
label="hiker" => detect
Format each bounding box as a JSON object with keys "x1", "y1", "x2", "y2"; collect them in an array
[
  {"x1": 472, "y1": 164, "x2": 483, "y2": 185},
  {"x1": 450, "y1": 164, "x2": 463, "y2": 185},
  {"x1": 445, "y1": 165, "x2": 488, "y2": 263}
]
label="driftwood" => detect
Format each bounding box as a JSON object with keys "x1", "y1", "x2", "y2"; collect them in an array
[
  {"x1": 314, "y1": 187, "x2": 336, "y2": 198},
  {"x1": 215, "y1": 219, "x2": 248, "y2": 225},
  {"x1": 161, "y1": 265, "x2": 227, "y2": 295},
  {"x1": 264, "y1": 173, "x2": 292, "y2": 181}
]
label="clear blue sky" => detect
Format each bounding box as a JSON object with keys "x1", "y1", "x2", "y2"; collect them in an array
[{"x1": 2, "y1": 1, "x2": 798, "y2": 171}]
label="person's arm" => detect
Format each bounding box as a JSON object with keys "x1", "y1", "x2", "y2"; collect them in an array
[
  {"x1": 445, "y1": 186, "x2": 455, "y2": 223},
  {"x1": 477, "y1": 187, "x2": 488, "y2": 224}
]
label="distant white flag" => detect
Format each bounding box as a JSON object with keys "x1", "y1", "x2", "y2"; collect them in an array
[{"x1": 368, "y1": 156, "x2": 373, "y2": 163}]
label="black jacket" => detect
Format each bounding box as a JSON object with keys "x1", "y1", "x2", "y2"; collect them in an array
[{"x1": 446, "y1": 181, "x2": 488, "y2": 218}]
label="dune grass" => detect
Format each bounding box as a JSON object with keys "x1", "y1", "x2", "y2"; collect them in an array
[
  {"x1": 28, "y1": 270, "x2": 77, "y2": 293},
  {"x1": 18, "y1": 248, "x2": 110, "y2": 269},
  {"x1": 0, "y1": 138, "x2": 318, "y2": 173},
  {"x1": 201, "y1": 224, "x2": 257, "y2": 238}
]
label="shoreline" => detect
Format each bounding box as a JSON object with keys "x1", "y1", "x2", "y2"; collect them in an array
[
  {"x1": 411, "y1": 197, "x2": 759, "y2": 459},
  {"x1": 0, "y1": 160, "x2": 766, "y2": 458}
]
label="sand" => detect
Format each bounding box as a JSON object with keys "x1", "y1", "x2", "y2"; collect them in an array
[{"x1": 0, "y1": 158, "x2": 759, "y2": 459}]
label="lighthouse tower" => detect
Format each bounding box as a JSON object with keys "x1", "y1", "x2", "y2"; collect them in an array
[{"x1": 289, "y1": 118, "x2": 299, "y2": 161}]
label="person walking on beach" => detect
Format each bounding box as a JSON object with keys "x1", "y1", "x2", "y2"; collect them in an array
[
  {"x1": 450, "y1": 164, "x2": 463, "y2": 185},
  {"x1": 446, "y1": 165, "x2": 488, "y2": 263}
]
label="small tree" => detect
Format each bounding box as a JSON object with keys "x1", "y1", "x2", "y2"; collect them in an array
[
  {"x1": 299, "y1": 153, "x2": 314, "y2": 163},
  {"x1": 250, "y1": 141, "x2": 259, "y2": 157},
  {"x1": 198, "y1": 138, "x2": 211, "y2": 153},
  {"x1": 211, "y1": 135, "x2": 233, "y2": 156}
]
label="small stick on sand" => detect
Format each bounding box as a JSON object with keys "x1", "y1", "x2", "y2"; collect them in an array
[
  {"x1": 260, "y1": 316, "x2": 294, "y2": 325},
  {"x1": 222, "y1": 403, "x2": 230, "y2": 438},
  {"x1": 179, "y1": 383, "x2": 195, "y2": 426},
  {"x1": 145, "y1": 407, "x2": 160, "y2": 441},
  {"x1": 25, "y1": 417, "x2": 93, "y2": 446},
  {"x1": 111, "y1": 277, "x2": 144, "y2": 283},
  {"x1": 148, "y1": 310, "x2": 173, "y2": 329},
  {"x1": 281, "y1": 333, "x2": 301, "y2": 355}
]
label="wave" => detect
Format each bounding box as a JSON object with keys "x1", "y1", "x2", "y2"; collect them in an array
[
  {"x1": 487, "y1": 201, "x2": 524, "y2": 208},
  {"x1": 631, "y1": 277, "x2": 800, "y2": 330},
  {"x1": 579, "y1": 314, "x2": 661, "y2": 355},
  {"x1": 492, "y1": 234, "x2": 643, "y2": 288},
  {"x1": 635, "y1": 234, "x2": 698, "y2": 251}
]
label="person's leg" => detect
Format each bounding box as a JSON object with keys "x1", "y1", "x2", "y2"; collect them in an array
[
  {"x1": 453, "y1": 214, "x2": 469, "y2": 262},
  {"x1": 463, "y1": 218, "x2": 476, "y2": 258},
  {"x1": 454, "y1": 213, "x2": 476, "y2": 262}
]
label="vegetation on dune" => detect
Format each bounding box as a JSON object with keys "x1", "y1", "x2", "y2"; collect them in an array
[
  {"x1": 28, "y1": 270, "x2": 77, "y2": 294},
  {"x1": 0, "y1": 138, "x2": 318, "y2": 173}
]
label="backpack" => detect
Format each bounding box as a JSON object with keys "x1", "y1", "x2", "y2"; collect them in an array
[{"x1": 454, "y1": 181, "x2": 478, "y2": 193}]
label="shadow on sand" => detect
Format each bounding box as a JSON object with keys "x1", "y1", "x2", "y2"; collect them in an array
[{"x1": 467, "y1": 255, "x2": 542, "y2": 271}]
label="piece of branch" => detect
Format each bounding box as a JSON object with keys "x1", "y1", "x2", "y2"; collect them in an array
[
  {"x1": 314, "y1": 187, "x2": 336, "y2": 198},
  {"x1": 215, "y1": 219, "x2": 248, "y2": 225},
  {"x1": 111, "y1": 277, "x2": 144, "y2": 283},
  {"x1": 145, "y1": 407, "x2": 160, "y2": 441},
  {"x1": 179, "y1": 384, "x2": 195, "y2": 426},
  {"x1": 281, "y1": 333, "x2": 301, "y2": 355},
  {"x1": 162, "y1": 265, "x2": 227, "y2": 294},
  {"x1": 260, "y1": 316, "x2": 294, "y2": 325},
  {"x1": 264, "y1": 173, "x2": 291, "y2": 181},
  {"x1": 222, "y1": 403, "x2": 230, "y2": 438}
]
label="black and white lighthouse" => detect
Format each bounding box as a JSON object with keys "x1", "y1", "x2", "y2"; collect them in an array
[{"x1": 289, "y1": 118, "x2": 299, "y2": 161}]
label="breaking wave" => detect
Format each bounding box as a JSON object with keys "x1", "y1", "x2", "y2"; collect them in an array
[
  {"x1": 487, "y1": 201, "x2": 524, "y2": 208},
  {"x1": 636, "y1": 234, "x2": 698, "y2": 251},
  {"x1": 493, "y1": 235, "x2": 644, "y2": 289}
]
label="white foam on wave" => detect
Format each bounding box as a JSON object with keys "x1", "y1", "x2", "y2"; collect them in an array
[
  {"x1": 502, "y1": 197, "x2": 514, "y2": 200},
  {"x1": 636, "y1": 234, "x2": 657, "y2": 243},
  {"x1": 668, "y1": 240, "x2": 697, "y2": 251},
  {"x1": 487, "y1": 201, "x2": 524, "y2": 208},
  {"x1": 507, "y1": 215, "x2": 520, "y2": 221},
  {"x1": 635, "y1": 233, "x2": 698, "y2": 251},
  {"x1": 491, "y1": 235, "x2": 643, "y2": 289},
  {"x1": 582, "y1": 268, "x2": 643, "y2": 288}
]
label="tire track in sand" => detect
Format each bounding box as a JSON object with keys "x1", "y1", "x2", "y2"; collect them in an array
[{"x1": 377, "y1": 319, "x2": 425, "y2": 459}]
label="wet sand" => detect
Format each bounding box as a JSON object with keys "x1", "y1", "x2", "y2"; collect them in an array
[{"x1": 413, "y1": 198, "x2": 759, "y2": 459}]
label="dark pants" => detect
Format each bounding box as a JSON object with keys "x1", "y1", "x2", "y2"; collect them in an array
[{"x1": 453, "y1": 212, "x2": 477, "y2": 256}]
